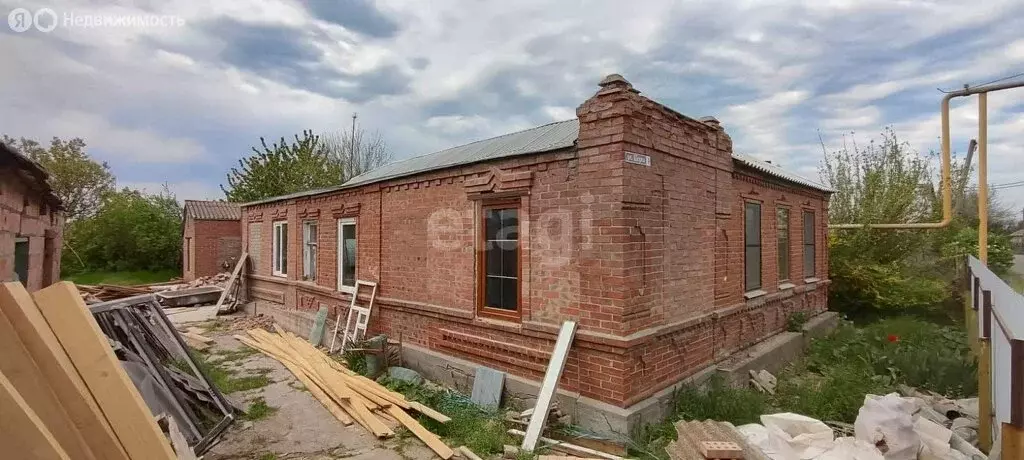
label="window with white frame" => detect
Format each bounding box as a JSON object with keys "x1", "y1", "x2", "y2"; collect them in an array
[
  {"x1": 272, "y1": 221, "x2": 288, "y2": 277},
  {"x1": 302, "y1": 220, "x2": 318, "y2": 281},
  {"x1": 803, "y1": 211, "x2": 815, "y2": 278},
  {"x1": 337, "y1": 218, "x2": 357, "y2": 291}
]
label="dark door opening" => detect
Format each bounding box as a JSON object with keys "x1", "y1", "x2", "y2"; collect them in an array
[{"x1": 14, "y1": 237, "x2": 29, "y2": 286}]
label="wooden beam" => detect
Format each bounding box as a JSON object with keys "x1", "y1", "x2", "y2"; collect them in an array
[
  {"x1": 386, "y1": 405, "x2": 454, "y2": 459},
  {"x1": 31, "y1": 282, "x2": 177, "y2": 460},
  {"x1": 0, "y1": 370, "x2": 71, "y2": 460},
  {"x1": 234, "y1": 335, "x2": 355, "y2": 426},
  {"x1": 0, "y1": 282, "x2": 129, "y2": 460},
  {"x1": 522, "y1": 321, "x2": 577, "y2": 452},
  {"x1": 0, "y1": 308, "x2": 96, "y2": 460},
  {"x1": 215, "y1": 252, "x2": 248, "y2": 310}
]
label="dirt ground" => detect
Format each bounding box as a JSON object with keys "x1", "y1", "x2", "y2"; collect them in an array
[{"x1": 191, "y1": 317, "x2": 439, "y2": 460}]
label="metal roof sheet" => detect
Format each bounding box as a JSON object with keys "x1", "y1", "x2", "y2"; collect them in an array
[
  {"x1": 242, "y1": 118, "x2": 831, "y2": 206},
  {"x1": 732, "y1": 152, "x2": 834, "y2": 193},
  {"x1": 184, "y1": 200, "x2": 241, "y2": 221}
]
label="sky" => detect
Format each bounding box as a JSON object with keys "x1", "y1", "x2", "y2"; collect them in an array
[{"x1": 2, "y1": 0, "x2": 1024, "y2": 216}]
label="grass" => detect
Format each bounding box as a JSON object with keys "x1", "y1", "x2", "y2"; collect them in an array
[
  {"x1": 63, "y1": 269, "x2": 178, "y2": 286},
  {"x1": 380, "y1": 377, "x2": 516, "y2": 456},
  {"x1": 242, "y1": 397, "x2": 278, "y2": 421},
  {"x1": 173, "y1": 350, "x2": 273, "y2": 394},
  {"x1": 632, "y1": 316, "x2": 977, "y2": 459}
]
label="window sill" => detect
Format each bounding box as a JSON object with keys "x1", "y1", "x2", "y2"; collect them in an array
[
  {"x1": 778, "y1": 282, "x2": 795, "y2": 290},
  {"x1": 337, "y1": 285, "x2": 356, "y2": 294},
  {"x1": 271, "y1": 273, "x2": 287, "y2": 278},
  {"x1": 744, "y1": 289, "x2": 768, "y2": 300},
  {"x1": 477, "y1": 306, "x2": 521, "y2": 323},
  {"x1": 804, "y1": 277, "x2": 820, "y2": 284}
]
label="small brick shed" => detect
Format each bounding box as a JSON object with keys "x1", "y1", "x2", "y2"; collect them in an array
[
  {"x1": 0, "y1": 142, "x2": 63, "y2": 291},
  {"x1": 182, "y1": 200, "x2": 242, "y2": 281},
  {"x1": 240, "y1": 75, "x2": 833, "y2": 431}
]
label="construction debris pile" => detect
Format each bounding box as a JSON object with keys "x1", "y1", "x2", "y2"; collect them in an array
[
  {"x1": 729, "y1": 392, "x2": 985, "y2": 460},
  {"x1": 79, "y1": 281, "x2": 178, "y2": 303},
  {"x1": 0, "y1": 281, "x2": 199, "y2": 460},
  {"x1": 236, "y1": 326, "x2": 457, "y2": 459}
]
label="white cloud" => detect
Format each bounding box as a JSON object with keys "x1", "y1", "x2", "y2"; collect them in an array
[{"x1": 120, "y1": 180, "x2": 224, "y2": 202}]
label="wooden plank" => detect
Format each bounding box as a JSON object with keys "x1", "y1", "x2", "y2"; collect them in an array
[
  {"x1": 234, "y1": 335, "x2": 355, "y2": 426},
  {"x1": 214, "y1": 252, "x2": 248, "y2": 310},
  {"x1": 521, "y1": 321, "x2": 577, "y2": 452},
  {"x1": 31, "y1": 282, "x2": 177, "y2": 460},
  {"x1": 410, "y1": 401, "x2": 452, "y2": 424},
  {"x1": 182, "y1": 332, "x2": 214, "y2": 344},
  {"x1": 509, "y1": 429, "x2": 624, "y2": 460},
  {"x1": 0, "y1": 370, "x2": 71, "y2": 460},
  {"x1": 386, "y1": 405, "x2": 454, "y2": 459},
  {"x1": 266, "y1": 329, "x2": 393, "y2": 437},
  {"x1": 458, "y1": 445, "x2": 484, "y2": 460},
  {"x1": 0, "y1": 282, "x2": 130, "y2": 460},
  {"x1": 0, "y1": 309, "x2": 96, "y2": 460}
]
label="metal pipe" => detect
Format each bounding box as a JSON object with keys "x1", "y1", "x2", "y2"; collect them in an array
[
  {"x1": 979, "y1": 92, "x2": 988, "y2": 263},
  {"x1": 830, "y1": 79, "x2": 1024, "y2": 229}
]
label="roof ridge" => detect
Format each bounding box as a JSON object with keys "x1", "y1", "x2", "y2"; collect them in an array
[{"x1": 345, "y1": 119, "x2": 577, "y2": 184}]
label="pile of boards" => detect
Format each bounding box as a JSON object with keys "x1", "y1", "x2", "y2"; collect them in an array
[
  {"x1": 0, "y1": 281, "x2": 181, "y2": 460},
  {"x1": 79, "y1": 283, "x2": 157, "y2": 302},
  {"x1": 236, "y1": 326, "x2": 457, "y2": 459}
]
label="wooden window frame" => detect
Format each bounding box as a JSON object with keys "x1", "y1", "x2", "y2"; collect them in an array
[
  {"x1": 337, "y1": 217, "x2": 357, "y2": 293},
  {"x1": 476, "y1": 199, "x2": 522, "y2": 321},
  {"x1": 803, "y1": 210, "x2": 815, "y2": 278},
  {"x1": 777, "y1": 207, "x2": 790, "y2": 283},
  {"x1": 744, "y1": 201, "x2": 762, "y2": 292},
  {"x1": 302, "y1": 220, "x2": 318, "y2": 282},
  {"x1": 272, "y1": 221, "x2": 288, "y2": 277}
]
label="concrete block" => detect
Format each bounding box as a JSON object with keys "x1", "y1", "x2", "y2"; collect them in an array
[{"x1": 470, "y1": 367, "x2": 505, "y2": 410}]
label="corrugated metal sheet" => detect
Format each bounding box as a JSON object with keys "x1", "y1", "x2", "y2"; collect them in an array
[
  {"x1": 184, "y1": 200, "x2": 241, "y2": 221},
  {"x1": 732, "y1": 152, "x2": 834, "y2": 193},
  {"x1": 345, "y1": 119, "x2": 579, "y2": 188},
  {"x1": 242, "y1": 119, "x2": 832, "y2": 206}
]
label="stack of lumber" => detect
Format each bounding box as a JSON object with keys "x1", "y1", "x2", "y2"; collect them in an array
[
  {"x1": 236, "y1": 326, "x2": 455, "y2": 459},
  {"x1": 78, "y1": 283, "x2": 155, "y2": 303},
  {"x1": 0, "y1": 281, "x2": 178, "y2": 460}
]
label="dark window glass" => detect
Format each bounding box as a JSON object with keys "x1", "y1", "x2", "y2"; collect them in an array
[
  {"x1": 483, "y1": 207, "x2": 519, "y2": 311},
  {"x1": 777, "y1": 208, "x2": 790, "y2": 282},
  {"x1": 745, "y1": 202, "x2": 762, "y2": 291},
  {"x1": 803, "y1": 211, "x2": 815, "y2": 277},
  {"x1": 342, "y1": 223, "x2": 356, "y2": 287}
]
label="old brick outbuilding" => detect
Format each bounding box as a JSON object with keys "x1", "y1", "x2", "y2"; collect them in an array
[
  {"x1": 182, "y1": 200, "x2": 242, "y2": 281},
  {"x1": 240, "y1": 75, "x2": 833, "y2": 432},
  {"x1": 1, "y1": 142, "x2": 63, "y2": 291}
]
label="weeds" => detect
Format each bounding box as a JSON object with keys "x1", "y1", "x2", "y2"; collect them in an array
[
  {"x1": 786, "y1": 312, "x2": 808, "y2": 332},
  {"x1": 243, "y1": 397, "x2": 278, "y2": 421},
  {"x1": 182, "y1": 351, "x2": 272, "y2": 393},
  {"x1": 632, "y1": 316, "x2": 977, "y2": 459},
  {"x1": 380, "y1": 377, "x2": 514, "y2": 456}
]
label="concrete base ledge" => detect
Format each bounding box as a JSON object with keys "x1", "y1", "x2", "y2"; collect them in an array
[{"x1": 248, "y1": 301, "x2": 839, "y2": 437}]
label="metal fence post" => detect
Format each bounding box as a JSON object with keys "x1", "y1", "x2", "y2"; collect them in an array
[
  {"x1": 1005, "y1": 339, "x2": 1024, "y2": 460},
  {"x1": 980, "y1": 290, "x2": 993, "y2": 452}
]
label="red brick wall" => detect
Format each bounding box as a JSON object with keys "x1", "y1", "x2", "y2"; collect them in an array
[
  {"x1": 240, "y1": 77, "x2": 831, "y2": 407},
  {"x1": 183, "y1": 218, "x2": 241, "y2": 280},
  {"x1": 1, "y1": 170, "x2": 63, "y2": 292}
]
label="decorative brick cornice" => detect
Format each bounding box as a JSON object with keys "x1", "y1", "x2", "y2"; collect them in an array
[
  {"x1": 330, "y1": 202, "x2": 361, "y2": 218},
  {"x1": 464, "y1": 167, "x2": 534, "y2": 196}
]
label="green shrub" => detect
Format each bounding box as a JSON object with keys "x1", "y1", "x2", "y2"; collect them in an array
[{"x1": 786, "y1": 312, "x2": 808, "y2": 332}]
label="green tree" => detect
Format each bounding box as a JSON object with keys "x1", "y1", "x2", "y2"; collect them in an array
[
  {"x1": 64, "y1": 187, "x2": 182, "y2": 273},
  {"x1": 1, "y1": 135, "x2": 115, "y2": 221},
  {"x1": 221, "y1": 130, "x2": 343, "y2": 202}
]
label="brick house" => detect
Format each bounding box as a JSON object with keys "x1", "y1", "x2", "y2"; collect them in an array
[
  {"x1": 182, "y1": 200, "x2": 242, "y2": 280},
  {"x1": 1, "y1": 142, "x2": 63, "y2": 291},
  {"x1": 240, "y1": 75, "x2": 833, "y2": 432}
]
